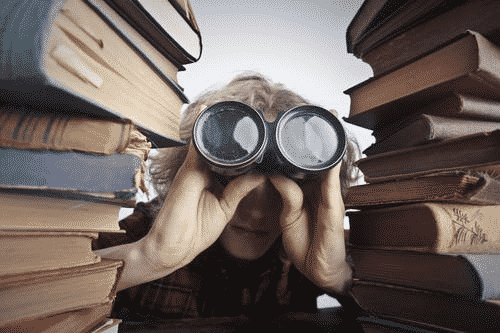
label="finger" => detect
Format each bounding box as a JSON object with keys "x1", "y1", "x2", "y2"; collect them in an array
[
  {"x1": 319, "y1": 164, "x2": 343, "y2": 209},
  {"x1": 165, "y1": 143, "x2": 212, "y2": 211},
  {"x1": 218, "y1": 173, "x2": 267, "y2": 221},
  {"x1": 268, "y1": 174, "x2": 304, "y2": 228}
]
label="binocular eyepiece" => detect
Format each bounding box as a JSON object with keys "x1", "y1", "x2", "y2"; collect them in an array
[{"x1": 192, "y1": 101, "x2": 346, "y2": 180}]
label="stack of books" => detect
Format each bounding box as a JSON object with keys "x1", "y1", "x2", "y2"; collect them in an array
[
  {"x1": 0, "y1": 0, "x2": 201, "y2": 332},
  {"x1": 344, "y1": 1, "x2": 500, "y2": 332}
]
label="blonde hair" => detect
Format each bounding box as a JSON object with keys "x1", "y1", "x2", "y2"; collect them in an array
[{"x1": 149, "y1": 72, "x2": 360, "y2": 209}]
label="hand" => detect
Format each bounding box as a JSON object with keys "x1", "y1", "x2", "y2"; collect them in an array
[
  {"x1": 143, "y1": 142, "x2": 266, "y2": 270},
  {"x1": 269, "y1": 165, "x2": 352, "y2": 295}
]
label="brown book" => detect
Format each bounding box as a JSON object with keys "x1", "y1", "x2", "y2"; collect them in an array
[
  {"x1": 345, "y1": 172, "x2": 500, "y2": 209},
  {"x1": 363, "y1": 115, "x2": 500, "y2": 156},
  {"x1": 346, "y1": 0, "x2": 406, "y2": 54},
  {"x1": 0, "y1": 300, "x2": 113, "y2": 333},
  {"x1": 359, "y1": 0, "x2": 500, "y2": 76},
  {"x1": 351, "y1": 280, "x2": 500, "y2": 333},
  {"x1": 355, "y1": 130, "x2": 500, "y2": 184},
  {"x1": 0, "y1": 230, "x2": 101, "y2": 275},
  {"x1": 101, "y1": 0, "x2": 202, "y2": 66},
  {"x1": 344, "y1": 31, "x2": 500, "y2": 131},
  {"x1": 0, "y1": 191, "x2": 124, "y2": 232},
  {"x1": 372, "y1": 93, "x2": 500, "y2": 142},
  {"x1": 347, "y1": 202, "x2": 500, "y2": 253},
  {"x1": 350, "y1": 0, "x2": 463, "y2": 59},
  {"x1": 0, "y1": 259, "x2": 123, "y2": 326},
  {"x1": 0, "y1": 104, "x2": 141, "y2": 155},
  {"x1": 350, "y1": 248, "x2": 500, "y2": 300},
  {"x1": 0, "y1": 0, "x2": 188, "y2": 147}
]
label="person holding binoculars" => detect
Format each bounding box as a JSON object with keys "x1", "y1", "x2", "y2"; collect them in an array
[{"x1": 94, "y1": 72, "x2": 361, "y2": 321}]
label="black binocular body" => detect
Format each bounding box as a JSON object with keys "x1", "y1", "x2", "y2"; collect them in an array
[{"x1": 192, "y1": 101, "x2": 346, "y2": 180}]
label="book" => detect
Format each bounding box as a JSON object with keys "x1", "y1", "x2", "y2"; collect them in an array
[
  {"x1": 0, "y1": 0, "x2": 188, "y2": 147},
  {"x1": 350, "y1": 0, "x2": 464, "y2": 59},
  {"x1": 354, "y1": 130, "x2": 500, "y2": 183},
  {"x1": 83, "y1": 0, "x2": 186, "y2": 85},
  {"x1": 0, "y1": 259, "x2": 123, "y2": 326},
  {"x1": 0, "y1": 230, "x2": 100, "y2": 275},
  {"x1": 0, "y1": 191, "x2": 124, "y2": 232},
  {"x1": 347, "y1": 202, "x2": 500, "y2": 253},
  {"x1": 358, "y1": 0, "x2": 500, "y2": 76},
  {"x1": 0, "y1": 300, "x2": 113, "y2": 333},
  {"x1": 0, "y1": 103, "x2": 141, "y2": 155},
  {"x1": 372, "y1": 93, "x2": 500, "y2": 142},
  {"x1": 344, "y1": 172, "x2": 500, "y2": 209},
  {"x1": 0, "y1": 148, "x2": 143, "y2": 193},
  {"x1": 363, "y1": 114, "x2": 500, "y2": 156},
  {"x1": 351, "y1": 280, "x2": 500, "y2": 333},
  {"x1": 349, "y1": 248, "x2": 500, "y2": 300},
  {"x1": 346, "y1": 0, "x2": 407, "y2": 54},
  {"x1": 102, "y1": 0, "x2": 202, "y2": 66},
  {"x1": 344, "y1": 31, "x2": 500, "y2": 131}
]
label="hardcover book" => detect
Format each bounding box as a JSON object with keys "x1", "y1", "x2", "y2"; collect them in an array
[
  {"x1": 0, "y1": 300, "x2": 114, "y2": 333},
  {"x1": 359, "y1": 0, "x2": 500, "y2": 76},
  {"x1": 351, "y1": 280, "x2": 500, "y2": 333},
  {"x1": 354, "y1": 130, "x2": 500, "y2": 184},
  {"x1": 344, "y1": 31, "x2": 500, "y2": 131},
  {"x1": 363, "y1": 114, "x2": 500, "y2": 156},
  {"x1": 102, "y1": 0, "x2": 202, "y2": 66},
  {"x1": 350, "y1": 248, "x2": 500, "y2": 300},
  {"x1": 0, "y1": 230, "x2": 100, "y2": 275},
  {"x1": 372, "y1": 93, "x2": 500, "y2": 142},
  {"x1": 348, "y1": 202, "x2": 500, "y2": 253},
  {"x1": 345, "y1": 172, "x2": 500, "y2": 209},
  {"x1": 0, "y1": 0, "x2": 188, "y2": 147},
  {"x1": 0, "y1": 259, "x2": 123, "y2": 326},
  {"x1": 0, "y1": 191, "x2": 124, "y2": 232}
]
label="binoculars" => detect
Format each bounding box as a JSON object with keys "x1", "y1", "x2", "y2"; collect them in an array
[{"x1": 193, "y1": 101, "x2": 346, "y2": 180}]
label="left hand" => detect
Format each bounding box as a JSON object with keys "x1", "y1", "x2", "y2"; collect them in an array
[{"x1": 269, "y1": 164, "x2": 352, "y2": 295}]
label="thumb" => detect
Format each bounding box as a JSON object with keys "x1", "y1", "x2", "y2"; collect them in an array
[{"x1": 218, "y1": 173, "x2": 266, "y2": 221}]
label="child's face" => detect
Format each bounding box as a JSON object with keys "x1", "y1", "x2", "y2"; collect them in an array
[{"x1": 219, "y1": 180, "x2": 282, "y2": 260}]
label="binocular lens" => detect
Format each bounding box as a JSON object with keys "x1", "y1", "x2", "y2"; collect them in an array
[
  {"x1": 194, "y1": 102, "x2": 267, "y2": 166},
  {"x1": 279, "y1": 114, "x2": 339, "y2": 169}
]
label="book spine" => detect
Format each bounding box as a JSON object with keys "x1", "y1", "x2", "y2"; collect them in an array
[
  {"x1": 0, "y1": 105, "x2": 132, "y2": 155},
  {"x1": 349, "y1": 203, "x2": 500, "y2": 253}
]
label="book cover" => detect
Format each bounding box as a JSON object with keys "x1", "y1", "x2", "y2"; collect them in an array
[
  {"x1": 0, "y1": 0, "x2": 186, "y2": 147},
  {"x1": 0, "y1": 103, "x2": 137, "y2": 155},
  {"x1": 0, "y1": 191, "x2": 123, "y2": 232},
  {"x1": 347, "y1": 202, "x2": 500, "y2": 253},
  {"x1": 345, "y1": 172, "x2": 500, "y2": 209},
  {"x1": 344, "y1": 31, "x2": 500, "y2": 131},
  {"x1": 0, "y1": 259, "x2": 123, "y2": 326},
  {"x1": 101, "y1": 0, "x2": 202, "y2": 66},
  {"x1": 0, "y1": 148, "x2": 142, "y2": 193},
  {"x1": 351, "y1": 0, "x2": 466, "y2": 62},
  {"x1": 0, "y1": 230, "x2": 100, "y2": 275},
  {"x1": 372, "y1": 93, "x2": 500, "y2": 142},
  {"x1": 360, "y1": 0, "x2": 500, "y2": 76},
  {"x1": 350, "y1": 248, "x2": 500, "y2": 300},
  {"x1": 0, "y1": 299, "x2": 113, "y2": 333},
  {"x1": 364, "y1": 115, "x2": 500, "y2": 156},
  {"x1": 351, "y1": 280, "x2": 500, "y2": 333},
  {"x1": 354, "y1": 130, "x2": 500, "y2": 183}
]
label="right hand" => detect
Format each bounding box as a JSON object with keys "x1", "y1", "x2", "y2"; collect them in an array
[{"x1": 142, "y1": 142, "x2": 266, "y2": 270}]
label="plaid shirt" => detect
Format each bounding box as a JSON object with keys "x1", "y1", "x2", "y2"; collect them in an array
[{"x1": 94, "y1": 201, "x2": 323, "y2": 321}]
